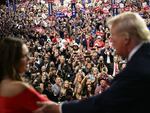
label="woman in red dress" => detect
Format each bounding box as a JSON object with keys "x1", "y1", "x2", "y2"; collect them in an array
[{"x1": 0, "y1": 37, "x2": 50, "y2": 113}]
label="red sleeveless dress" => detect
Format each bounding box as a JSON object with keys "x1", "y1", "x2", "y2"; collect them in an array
[{"x1": 0, "y1": 87, "x2": 49, "y2": 113}]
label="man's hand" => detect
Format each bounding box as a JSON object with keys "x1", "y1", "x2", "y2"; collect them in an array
[{"x1": 34, "y1": 101, "x2": 60, "y2": 113}]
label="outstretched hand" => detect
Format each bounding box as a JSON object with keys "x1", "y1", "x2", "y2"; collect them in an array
[{"x1": 33, "y1": 101, "x2": 60, "y2": 113}]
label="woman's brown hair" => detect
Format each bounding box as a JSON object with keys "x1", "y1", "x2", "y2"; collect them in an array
[{"x1": 0, "y1": 36, "x2": 24, "y2": 81}]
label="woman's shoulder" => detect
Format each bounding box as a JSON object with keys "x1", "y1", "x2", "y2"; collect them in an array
[
  {"x1": 10, "y1": 81, "x2": 37, "y2": 96},
  {"x1": 0, "y1": 80, "x2": 32, "y2": 97},
  {"x1": 11, "y1": 81, "x2": 31, "y2": 89}
]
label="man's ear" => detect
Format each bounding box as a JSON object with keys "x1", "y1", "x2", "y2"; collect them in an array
[
  {"x1": 124, "y1": 36, "x2": 130, "y2": 45},
  {"x1": 123, "y1": 33, "x2": 130, "y2": 45}
]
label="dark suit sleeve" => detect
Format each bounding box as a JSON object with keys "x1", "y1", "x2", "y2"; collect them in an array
[{"x1": 61, "y1": 71, "x2": 142, "y2": 113}]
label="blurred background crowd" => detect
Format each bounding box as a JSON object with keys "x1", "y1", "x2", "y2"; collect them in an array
[{"x1": 0, "y1": 0, "x2": 150, "y2": 103}]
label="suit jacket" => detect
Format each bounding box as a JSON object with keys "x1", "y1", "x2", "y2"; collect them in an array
[
  {"x1": 100, "y1": 48, "x2": 114, "y2": 75},
  {"x1": 62, "y1": 42, "x2": 150, "y2": 113},
  {"x1": 100, "y1": 48, "x2": 114, "y2": 64}
]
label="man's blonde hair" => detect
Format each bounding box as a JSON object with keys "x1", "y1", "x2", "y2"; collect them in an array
[{"x1": 107, "y1": 12, "x2": 150, "y2": 41}]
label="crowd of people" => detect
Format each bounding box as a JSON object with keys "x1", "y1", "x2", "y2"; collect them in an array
[{"x1": 0, "y1": 0, "x2": 150, "y2": 104}]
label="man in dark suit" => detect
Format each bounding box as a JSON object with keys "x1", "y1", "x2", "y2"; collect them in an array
[
  {"x1": 34, "y1": 12, "x2": 150, "y2": 113},
  {"x1": 100, "y1": 40, "x2": 114, "y2": 75}
]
